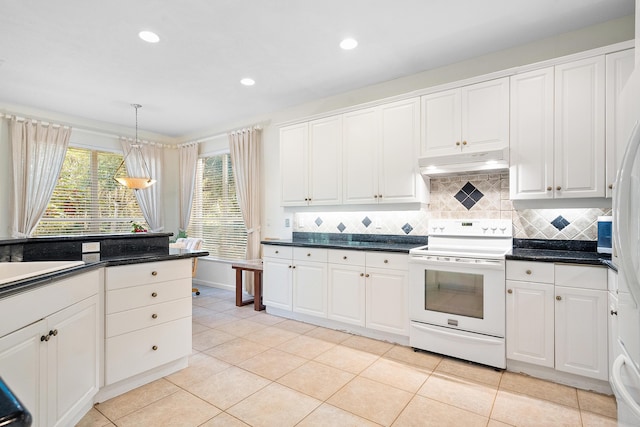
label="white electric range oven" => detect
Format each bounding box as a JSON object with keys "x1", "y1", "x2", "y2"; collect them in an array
[{"x1": 409, "y1": 219, "x2": 512, "y2": 369}]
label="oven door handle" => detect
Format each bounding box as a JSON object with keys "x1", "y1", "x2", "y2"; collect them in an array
[{"x1": 412, "y1": 322, "x2": 503, "y2": 344}]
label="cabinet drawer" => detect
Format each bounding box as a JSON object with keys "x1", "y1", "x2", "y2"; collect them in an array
[
  {"x1": 106, "y1": 297, "x2": 192, "y2": 338},
  {"x1": 366, "y1": 252, "x2": 408, "y2": 270},
  {"x1": 328, "y1": 249, "x2": 366, "y2": 266},
  {"x1": 105, "y1": 317, "x2": 191, "y2": 385},
  {"x1": 262, "y1": 245, "x2": 293, "y2": 259},
  {"x1": 555, "y1": 264, "x2": 607, "y2": 290},
  {"x1": 105, "y1": 259, "x2": 192, "y2": 290},
  {"x1": 106, "y1": 278, "x2": 191, "y2": 314},
  {"x1": 293, "y1": 247, "x2": 327, "y2": 262},
  {"x1": 506, "y1": 261, "x2": 554, "y2": 283}
]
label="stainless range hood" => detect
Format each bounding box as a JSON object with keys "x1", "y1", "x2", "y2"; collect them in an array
[{"x1": 419, "y1": 146, "x2": 509, "y2": 176}]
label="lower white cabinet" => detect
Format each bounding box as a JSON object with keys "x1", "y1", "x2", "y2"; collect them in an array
[
  {"x1": 264, "y1": 245, "x2": 409, "y2": 337},
  {"x1": 0, "y1": 271, "x2": 100, "y2": 427},
  {"x1": 506, "y1": 261, "x2": 608, "y2": 381},
  {"x1": 104, "y1": 259, "x2": 192, "y2": 386}
]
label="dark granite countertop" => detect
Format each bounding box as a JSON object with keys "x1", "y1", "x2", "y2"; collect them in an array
[
  {"x1": 506, "y1": 239, "x2": 614, "y2": 270},
  {"x1": 0, "y1": 248, "x2": 208, "y2": 299},
  {"x1": 262, "y1": 232, "x2": 428, "y2": 254}
]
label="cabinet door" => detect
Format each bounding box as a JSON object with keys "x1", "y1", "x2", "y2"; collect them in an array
[
  {"x1": 365, "y1": 267, "x2": 409, "y2": 336},
  {"x1": 263, "y1": 257, "x2": 293, "y2": 310},
  {"x1": 506, "y1": 280, "x2": 554, "y2": 367},
  {"x1": 280, "y1": 123, "x2": 309, "y2": 206},
  {"x1": 47, "y1": 295, "x2": 99, "y2": 427},
  {"x1": 327, "y1": 264, "x2": 366, "y2": 327},
  {"x1": 421, "y1": 88, "x2": 461, "y2": 156},
  {"x1": 608, "y1": 290, "x2": 620, "y2": 376},
  {"x1": 293, "y1": 261, "x2": 327, "y2": 317},
  {"x1": 554, "y1": 56, "x2": 605, "y2": 198},
  {"x1": 309, "y1": 115, "x2": 342, "y2": 205},
  {"x1": 0, "y1": 320, "x2": 46, "y2": 427},
  {"x1": 605, "y1": 48, "x2": 635, "y2": 197},
  {"x1": 461, "y1": 77, "x2": 510, "y2": 153},
  {"x1": 343, "y1": 108, "x2": 379, "y2": 204},
  {"x1": 379, "y1": 98, "x2": 421, "y2": 203},
  {"x1": 509, "y1": 68, "x2": 555, "y2": 200},
  {"x1": 555, "y1": 286, "x2": 608, "y2": 380}
]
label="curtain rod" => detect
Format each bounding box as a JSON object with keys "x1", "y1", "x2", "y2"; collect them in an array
[{"x1": 0, "y1": 112, "x2": 73, "y2": 129}]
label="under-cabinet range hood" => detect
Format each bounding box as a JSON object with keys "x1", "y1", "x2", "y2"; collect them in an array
[{"x1": 419, "y1": 146, "x2": 509, "y2": 176}]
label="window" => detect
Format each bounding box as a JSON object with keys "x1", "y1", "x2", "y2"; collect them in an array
[
  {"x1": 34, "y1": 147, "x2": 146, "y2": 236},
  {"x1": 188, "y1": 153, "x2": 247, "y2": 260}
]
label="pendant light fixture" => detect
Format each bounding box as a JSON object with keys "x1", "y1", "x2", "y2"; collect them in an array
[{"x1": 113, "y1": 104, "x2": 156, "y2": 190}]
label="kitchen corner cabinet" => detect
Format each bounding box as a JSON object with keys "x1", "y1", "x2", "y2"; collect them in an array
[
  {"x1": 605, "y1": 48, "x2": 635, "y2": 198},
  {"x1": 510, "y1": 56, "x2": 605, "y2": 200},
  {"x1": 506, "y1": 261, "x2": 608, "y2": 381},
  {"x1": 104, "y1": 259, "x2": 192, "y2": 386},
  {"x1": 280, "y1": 115, "x2": 342, "y2": 206},
  {"x1": 421, "y1": 77, "x2": 509, "y2": 157},
  {"x1": 0, "y1": 270, "x2": 100, "y2": 427},
  {"x1": 343, "y1": 98, "x2": 426, "y2": 205}
]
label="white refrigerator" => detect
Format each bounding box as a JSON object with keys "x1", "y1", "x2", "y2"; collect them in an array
[{"x1": 611, "y1": 63, "x2": 640, "y2": 425}]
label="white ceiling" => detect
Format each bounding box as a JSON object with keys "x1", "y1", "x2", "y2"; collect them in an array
[{"x1": 0, "y1": 0, "x2": 634, "y2": 138}]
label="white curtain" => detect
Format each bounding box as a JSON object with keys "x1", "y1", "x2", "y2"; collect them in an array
[
  {"x1": 229, "y1": 127, "x2": 262, "y2": 295},
  {"x1": 10, "y1": 118, "x2": 71, "y2": 237},
  {"x1": 120, "y1": 138, "x2": 164, "y2": 232},
  {"x1": 178, "y1": 143, "x2": 199, "y2": 233}
]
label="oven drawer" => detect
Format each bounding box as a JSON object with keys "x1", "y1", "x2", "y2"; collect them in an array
[
  {"x1": 367, "y1": 252, "x2": 408, "y2": 270},
  {"x1": 506, "y1": 260, "x2": 554, "y2": 283}
]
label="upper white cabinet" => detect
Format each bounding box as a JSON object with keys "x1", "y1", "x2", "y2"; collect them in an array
[
  {"x1": 421, "y1": 77, "x2": 509, "y2": 157},
  {"x1": 605, "y1": 48, "x2": 635, "y2": 197},
  {"x1": 280, "y1": 115, "x2": 342, "y2": 206},
  {"x1": 343, "y1": 97, "x2": 426, "y2": 205},
  {"x1": 510, "y1": 56, "x2": 606, "y2": 199}
]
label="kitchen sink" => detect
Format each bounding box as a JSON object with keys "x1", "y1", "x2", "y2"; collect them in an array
[{"x1": 0, "y1": 261, "x2": 85, "y2": 285}]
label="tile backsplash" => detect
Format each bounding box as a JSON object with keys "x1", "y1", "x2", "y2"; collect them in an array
[{"x1": 293, "y1": 172, "x2": 611, "y2": 241}]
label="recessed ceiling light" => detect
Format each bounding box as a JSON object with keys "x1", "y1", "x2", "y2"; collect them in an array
[
  {"x1": 340, "y1": 38, "x2": 358, "y2": 50},
  {"x1": 240, "y1": 78, "x2": 255, "y2": 86},
  {"x1": 139, "y1": 31, "x2": 160, "y2": 43}
]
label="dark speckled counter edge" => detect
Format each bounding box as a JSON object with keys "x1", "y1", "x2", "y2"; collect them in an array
[
  {"x1": 507, "y1": 238, "x2": 614, "y2": 271},
  {"x1": 262, "y1": 232, "x2": 428, "y2": 254}
]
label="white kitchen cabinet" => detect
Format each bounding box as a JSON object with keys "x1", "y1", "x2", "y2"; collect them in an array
[
  {"x1": 104, "y1": 259, "x2": 192, "y2": 386},
  {"x1": 292, "y1": 248, "x2": 328, "y2": 317},
  {"x1": 510, "y1": 56, "x2": 606, "y2": 199},
  {"x1": 0, "y1": 271, "x2": 100, "y2": 427},
  {"x1": 506, "y1": 261, "x2": 608, "y2": 381},
  {"x1": 608, "y1": 268, "x2": 620, "y2": 376},
  {"x1": 605, "y1": 48, "x2": 635, "y2": 197},
  {"x1": 343, "y1": 98, "x2": 425, "y2": 205},
  {"x1": 421, "y1": 77, "x2": 509, "y2": 157},
  {"x1": 554, "y1": 56, "x2": 606, "y2": 198},
  {"x1": 506, "y1": 280, "x2": 555, "y2": 368},
  {"x1": 280, "y1": 115, "x2": 342, "y2": 206},
  {"x1": 365, "y1": 265, "x2": 409, "y2": 336},
  {"x1": 327, "y1": 250, "x2": 366, "y2": 327},
  {"x1": 509, "y1": 67, "x2": 555, "y2": 199},
  {"x1": 263, "y1": 246, "x2": 294, "y2": 311}
]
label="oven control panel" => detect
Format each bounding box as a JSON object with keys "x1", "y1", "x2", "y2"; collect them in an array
[{"x1": 428, "y1": 219, "x2": 512, "y2": 237}]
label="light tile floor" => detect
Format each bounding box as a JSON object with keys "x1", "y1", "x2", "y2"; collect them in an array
[{"x1": 78, "y1": 285, "x2": 617, "y2": 427}]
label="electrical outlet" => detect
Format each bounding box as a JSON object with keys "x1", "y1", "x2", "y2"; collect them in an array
[
  {"x1": 284, "y1": 218, "x2": 290, "y2": 227},
  {"x1": 82, "y1": 242, "x2": 100, "y2": 253}
]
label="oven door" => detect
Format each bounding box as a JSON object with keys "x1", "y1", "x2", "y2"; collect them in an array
[{"x1": 409, "y1": 255, "x2": 505, "y2": 337}]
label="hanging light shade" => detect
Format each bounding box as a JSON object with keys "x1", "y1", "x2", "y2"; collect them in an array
[{"x1": 113, "y1": 104, "x2": 156, "y2": 190}]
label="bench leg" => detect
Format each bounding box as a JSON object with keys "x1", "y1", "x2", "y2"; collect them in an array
[{"x1": 235, "y1": 268, "x2": 254, "y2": 307}]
